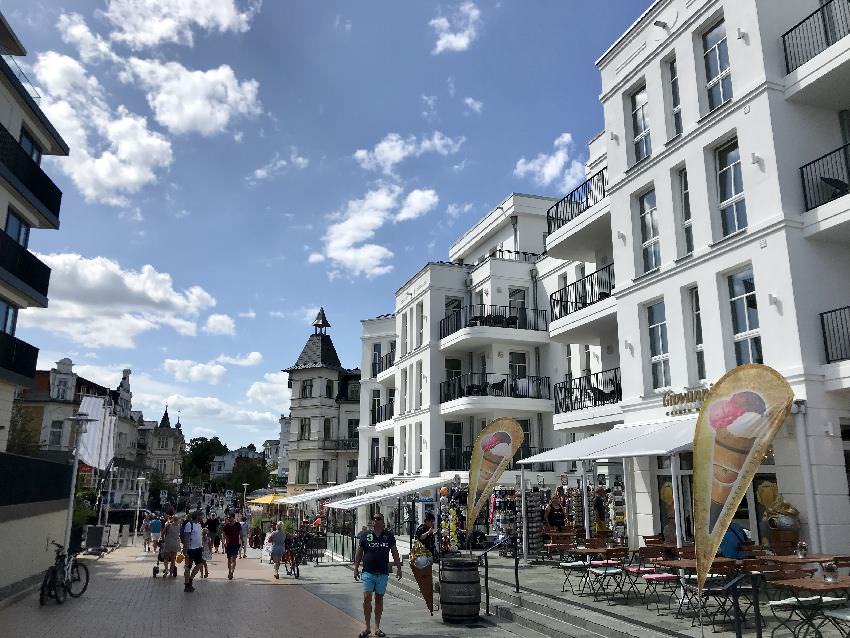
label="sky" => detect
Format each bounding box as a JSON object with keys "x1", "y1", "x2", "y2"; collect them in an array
[{"x1": 6, "y1": 0, "x2": 645, "y2": 449}]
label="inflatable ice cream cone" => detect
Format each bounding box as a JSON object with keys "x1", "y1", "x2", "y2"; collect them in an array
[
  {"x1": 409, "y1": 541, "x2": 435, "y2": 614},
  {"x1": 472, "y1": 432, "x2": 513, "y2": 511},
  {"x1": 467, "y1": 419, "x2": 525, "y2": 532}
]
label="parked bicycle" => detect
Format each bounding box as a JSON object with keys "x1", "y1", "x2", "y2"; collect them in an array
[
  {"x1": 40, "y1": 541, "x2": 89, "y2": 606},
  {"x1": 283, "y1": 532, "x2": 310, "y2": 578}
]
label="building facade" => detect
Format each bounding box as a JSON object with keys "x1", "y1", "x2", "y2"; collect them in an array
[
  {"x1": 209, "y1": 445, "x2": 265, "y2": 479},
  {"x1": 0, "y1": 14, "x2": 69, "y2": 452},
  {"x1": 278, "y1": 414, "x2": 291, "y2": 481},
  {"x1": 285, "y1": 308, "x2": 361, "y2": 495},
  {"x1": 145, "y1": 407, "x2": 184, "y2": 483}
]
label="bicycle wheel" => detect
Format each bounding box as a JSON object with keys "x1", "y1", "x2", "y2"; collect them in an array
[
  {"x1": 39, "y1": 568, "x2": 51, "y2": 606},
  {"x1": 66, "y1": 560, "x2": 89, "y2": 597},
  {"x1": 52, "y1": 571, "x2": 67, "y2": 604}
]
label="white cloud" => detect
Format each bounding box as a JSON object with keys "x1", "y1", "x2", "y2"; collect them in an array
[
  {"x1": 299, "y1": 306, "x2": 321, "y2": 324},
  {"x1": 122, "y1": 57, "x2": 261, "y2": 136},
  {"x1": 452, "y1": 159, "x2": 467, "y2": 172},
  {"x1": 246, "y1": 148, "x2": 308, "y2": 185},
  {"x1": 192, "y1": 426, "x2": 218, "y2": 438},
  {"x1": 215, "y1": 351, "x2": 263, "y2": 366},
  {"x1": 463, "y1": 96, "x2": 483, "y2": 114},
  {"x1": 203, "y1": 313, "x2": 236, "y2": 336},
  {"x1": 447, "y1": 202, "x2": 473, "y2": 219},
  {"x1": 513, "y1": 133, "x2": 586, "y2": 193},
  {"x1": 33, "y1": 52, "x2": 173, "y2": 206},
  {"x1": 354, "y1": 131, "x2": 465, "y2": 176},
  {"x1": 19, "y1": 253, "x2": 215, "y2": 348},
  {"x1": 57, "y1": 13, "x2": 118, "y2": 63},
  {"x1": 246, "y1": 371, "x2": 291, "y2": 413},
  {"x1": 289, "y1": 148, "x2": 309, "y2": 169},
  {"x1": 307, "y1": 253, "x2": 326, "y2": 264},
  {"x1": 333, "y1": 15, "x2": 352, "y2": 34},
  {"x1": 396, "y1": 189, "x2": 439, "y2": 222},
  {"x1": 421, "y1": 94, "x2": 438, "y2": 121},
  {"x1": 237, "y1": 310, "x2": 256, "y2": 318},
  {"x1": 430, "y1": 2, "x2": 481, "y2": 54},
  {"x1": 103, "y1": 0, "x2": 260, "y2": 50},
  {"x1": 164, "y1": 358, "x2": 227, "y2": 384},
  {"x1": 447, "y1": 76, "x2": 456, "y2": 97}
]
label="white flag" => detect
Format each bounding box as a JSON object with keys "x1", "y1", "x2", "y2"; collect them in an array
[{"x1": 77, "y1": 396, "x2": 115, "y2": 470}]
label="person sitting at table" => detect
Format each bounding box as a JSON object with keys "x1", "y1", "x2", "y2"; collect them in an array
[
  {"x1": 718, "y1": 521, "x2": 749, "y2": 559},
  {"x1": 544, "y1": 495, "x2": 566, "y2": 532}
]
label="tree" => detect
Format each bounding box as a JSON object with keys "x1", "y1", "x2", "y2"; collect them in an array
[
  {"x1": 182, "y1": 436, "x2": 228, "y2": 484},
  {"x1": 147, "y1": 471, "x2": 170, "y2": 510},
  {"x1": 220, "y1": 461, "x2": 268, "y2": 493},
  {"x1": 7, "y1": 401, "x2": 40, "y2": 457}
]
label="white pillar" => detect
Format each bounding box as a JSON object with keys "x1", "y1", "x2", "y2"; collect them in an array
[{"x1": 671, "y1": 453, "x2": 684, "y2": 548}]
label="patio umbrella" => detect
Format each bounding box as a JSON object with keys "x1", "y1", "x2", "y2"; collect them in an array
[{"x1": 249, "y1": 494, "x2": 279, "y2": 505}]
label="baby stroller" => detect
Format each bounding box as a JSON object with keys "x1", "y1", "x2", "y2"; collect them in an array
[{"x1": 152, "y1": 547, "x2": 165, "y2": 577}]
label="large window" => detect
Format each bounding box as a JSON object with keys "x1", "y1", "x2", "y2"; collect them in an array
[
  {"x1": 415, "y1": 302, "x2": 424, "y2": 348},
  {"x1": 728, "y1": 269, "x2": 762, "y2": 365},
  {"x1": 158, "y1": 437, "x2": 168, "y2": 450},
  {"x1": 347, "y1": 419, "x2": 359, "y2": 439},
  {"x1": 400, "y1": 313, "x2": 408, "y2": 355},
  {"x1": 19, "y1": 128, "x2": 42, "y2": 164},
  {"x1": 669, "y1": 59, "x2": 682, "y2": 137},
  {"x1": 445, "y1": 296, "x2": 462, "y2": 313},
  {"x1": 679, "y1": 169, "x2": 694, "y2": 255},
  {"x1": 718, "y1": 140, "x2": 747, "y2": 236},
  {"x1": 323, "y1": 417, "x2": 332, "y2": 440},
  {"x1": 639, "y1": 189, "x2": 661, "y2": 273},
  {"x1": 647, "y1": 301, "x2": 671, "y2": 389},
  {"x1": 400, "y1": 368, "x2": 408, "y2": 413},
  {"x1": 704, "y1": 20, "x2": 732, "y2": 111},
  {"x1": 325, "y1": 379, "x2": 334, "y2": 398},
  {"x1": 445, "y1": 358, "x2": 461, "y2": 379},
  {"x1": 299, "y1": 417, "x2": 311, "y2": 440},
  {"x1": 5, "y1": 209, "x2": 30, "y2": 247},
  {"x1": 690, "y1": 287, "x2": 706, "y2": 380},
  {"x1": 509, "y1": 352, "x2": 527, "y2": 379},
  {"x1": 49, "y1": 420, "x2": 63, "y2": 447},
  {"x1": 445, "y1": 422, "x2": 463, "y2": 449},
  {"x1": 371, "y1": 389, "x2": 381, "y2": 421},
  {"x1": 297, "y1": 461, "x2": 310, "y2": 484},
  {"x1": 157, "y1": 459, "x2": 167, "y2": 475},
  {"x1": 1, "y1": 299, "x2": 18, "y2": 336},
  {"x1": 321, "y1": 461, "x2": 329, "y2": 484},
  {"x1": 631, "y1": 85, "x2": 652, "y2": 163},
  {"x1": 300, "y1": 379, "x2": 313, "y2": 399},
  {"x1": 415, "y1": 361, "x2": 423, "y2": 409}
]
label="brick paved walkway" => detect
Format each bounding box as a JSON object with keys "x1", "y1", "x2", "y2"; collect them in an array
[{"x1": 0, "y1": 546, "x2": 521, "y2": 638}]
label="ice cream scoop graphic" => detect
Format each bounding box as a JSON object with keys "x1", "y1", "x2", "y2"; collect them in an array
[{"x1": 476, "y1": 432, "x2": 514, "y2": 498}]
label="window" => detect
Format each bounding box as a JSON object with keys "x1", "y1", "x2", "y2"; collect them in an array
[
  {"x1": 704, "y1": 20, "x2": 732, "y2": 111},
  {"x1": 415, "y1": 361, "x2": 423, "y2": 409},
  {"x1": 639, "y1": 189, "x2": 661, "y2": 273},
  {"x1": 323, "y1": 418, "x2": 332, "y2": 440},
  {"x1": 509, "y1": 352, "x2": 527, "y2": 379},
  {"x1": 157, "y1": 459, "x2": 167, "y2": 474},
  {"x1": 347, "y1": 459, "x2": 358, "y2": 482},
  {"x1": 445, "y1": 358, "x2": 461, "y2": 379},
  {"x1": 297, "y1": 461, "x2": 309, "y2": 484},
  {"x1": 0, "y1": 299, "x2": 18, "y2": 336},
  {"x1": 583, "y1": 344, "x2": 592, "y2": 375},
  {"x1": 371, "y1": 389, "x2": 381, "y2": 422},
  {"x1": 372, "y1": 342, "x2": 382, "y2": 377},
  {"x1": 49, "y1": 420, "x2": 63, "y2": 447},
  {"x1": 647, "y1": 301, "x2": 671, "y2": 389},
  {"x1": 669, "y1": 59, "x2": 682, "y2": 137},
  {"x1": 445, "y1": 422, "x2": 462, "y2": 449},
  {"x1": 325, "y1": 379, "x2": 334, "y2": 398},
  {"x1": 679, "y1": 169, "x2": 694, "y2": 255},
  {"x1": 445, "y1": 296, "x2": 462, "y2": 313},
  {"x1": 728, "y1": 269, "x2": 762, "y2": 365},
  {"x1": 158, "y1": 437, "x2": 168, "y2": 450},
  {"x1": 415, "y1": 422, "x2": 423, "y2": 472},
  {"x1": 321, "y1": 461, "x2": 329, "y2": 484},
  {"x1": 5, "y1": 209, "x2": 30, "y2": 247},
  {"x1": 508, "y1": 288, "x2": 526, "y2": 308},
  {"x1": 718, "y1": 140, "x2": 747, "y2": 236},
  {"x1": 299, "y1": 417, "x2": 311, "y2": 440},
  {"x1": 300, "y1": 379, "x2": 313, "y2": 399},
  {"x1": 569, "y1": 432, "x2": 578, "y2": 471},
  {"x1": 400, "y1": 368, "x2": 408, "y2": 413},
  {"x1": 19, "y1": 128, "x2": 42, "y2": 164},
  {"x1": 348, "y1": 419, "x2": 359, "y2": 439},
  {"x1": 400, "y1": 313, "x2": 408, "y2": 355},
  {"x1": 565, "y1": 344, "x2": 574, "y2": 380},
  {"x1": 348, "y1": 382, "x2": 360, "y2": 401},
  {"x1": 631, "y1": 85, "x2": 652, "y2": 163},
  {"x1": 415, "y1": 302, "x2": 424, "y2": 348},
  {"x1": 690, "y1": 287, "x2": 706, "y2": 380}
]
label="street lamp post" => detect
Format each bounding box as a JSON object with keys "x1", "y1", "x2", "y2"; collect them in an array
[
  {"x1": 132, "y1": 476, "x2": 146, "y2": 545},
  {"x1": 63, "y1": 413, "x2": 97, "y2": 554},
  {"x1": 242, "y1": 483, "x2": 249, "y2": 515}
]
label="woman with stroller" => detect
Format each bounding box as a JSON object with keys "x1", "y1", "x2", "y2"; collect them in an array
[
  {"x1": 159, "y1": 514, "x2": 181, "y2": 577},
  {"x1": 200, "y1": 525, "x2": 212, "y2": 578},
  {"x1": 266, "y1": 522, "x2": 287, "y2": 580}
]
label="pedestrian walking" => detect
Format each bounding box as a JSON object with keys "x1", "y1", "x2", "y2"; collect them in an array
[
  {"x1": 239, "y1": 516, "x2": 249, "y2": 558},
  {"x1": 149, "y1": 515, "x2": 162, "y2": 551},
  {"x1": 414, "y1": 512, "x2": 437, "y2": 557},
  {"x1": 201, "y1": 526, "x2": 212, "y2": 578},
  {"x1": 207, "y1": 513, "x2": 221, "y2": 553},
  {"x1": 160, "y1": 514, "x2": 181, "y2": 577},
  {"x1": 181, "y1": 511, "x2": 204, "y2": 592},
  {"x1": 222, "y1": 513, "x2": 242, "y2": 580},
  {"x1": 353, "y1": 512, "x2": 402, "y2": 638},
  {"x1": 142, "y1": 513, "x2": 152, "y2": 552},
  {"x1": 267, "y1": 522, "x2": 287, "y2": 579}
]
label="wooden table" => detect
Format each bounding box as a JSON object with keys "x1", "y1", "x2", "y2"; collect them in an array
[
  {"x1": 770, "y1": 554, "x2": 835, "y2": 565},
  {"x1": 772, "y1": 577, "x2": 850, "y2": 636}
]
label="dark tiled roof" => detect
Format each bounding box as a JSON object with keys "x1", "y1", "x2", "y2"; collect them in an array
[{"x1": 285, "y1": 333, "x2": 342, "y2": 371}]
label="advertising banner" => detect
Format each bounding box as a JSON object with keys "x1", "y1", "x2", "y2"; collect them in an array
[
  {"x1": 466, "y1": 417, "x2": 525, "y2": 532},
  {"x1": 693, "y1": 364, "x2": 793, "y2": 592}
]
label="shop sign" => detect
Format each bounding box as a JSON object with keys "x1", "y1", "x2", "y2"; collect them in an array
[
  {"x1": 417, "y1": 497, "x2": 434, "y2": 503},
  {"x1": 663, "y1": 386, "x2": 711, "y2": 415}
]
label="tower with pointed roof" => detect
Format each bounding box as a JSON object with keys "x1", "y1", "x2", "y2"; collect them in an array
[
  {"x1": 146, "y1": 404, "x2": 185, "y2": 481},
  {"x1": 285, "y1": 307, "x2": 361, "y2": 493}
]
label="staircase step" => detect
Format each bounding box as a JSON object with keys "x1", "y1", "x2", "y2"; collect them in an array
[{"x1": 491, "y1": 602, "x2": 610, "y2": 638}]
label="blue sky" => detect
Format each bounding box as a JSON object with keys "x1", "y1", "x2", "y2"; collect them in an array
[{"x1": 6, "y1": 0, "x2": 643, "y2": 448}]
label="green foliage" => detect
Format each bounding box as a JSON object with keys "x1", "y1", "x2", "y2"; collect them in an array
[
  {"x1": 7, "y1": 401, "x2": 40, "y2": 457},
  {"x1": 146, "y1": 471, "x2": 169, "y2": 509},
  {"x1": 73, "y1": 487, "x2": 97, "y2": 527},
  {"x1": 182, "y1": 436, "x2": 228, "y2": 484},
  {"x1": 219, "y1": 461, "x2": 268, "y2": 493}
]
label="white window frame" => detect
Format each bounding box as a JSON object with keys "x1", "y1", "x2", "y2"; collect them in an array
[
  {"x1": 639, "y1": 189, "x2": 661, "y2": 273},
  {"x1": 415, "y1": 302, "x2": 424, "y2": 348},
  {"x1": 49, "y1": 420, "x2": 63, "y2": 447},
  {"x1": 703, "y1": 19, "x2": 732, "y2": 111},
  {"x1": 679, "y1": 168, "x2": 694, "y2": 256},
  {"x1": 631, "y1": 85, "x2": 652, "y2": 163},
  {"x1": 728, "y1": 269, "x2": 762, "y2": 365},
  {"x1": 415, "y1": 361, "x2": 423, "y2": 409},
  {"x1": 299, "y1": 417, "x2": 311, "y2": 440},
  {"x1": 669, "y1": 58, "x2": 682, "y2": 137},
  {"x1": 689, "y1": 287, "x2": 706, "y2": 381},
  {"x1": 400, "y1": 368, "x2": 408, "y2": 413},
  {"x1": 400, "y1": 313, "x2": 408, "y2": 355},
  {"x1": 509, "y1": 351, "x2": 528, "y2": 379},
  {"x1": 647, "y1": 301, "x2": 671, "y2": 390},
  {"x1": 717, "y1": 139, "x2": 747, "y2": 236}
]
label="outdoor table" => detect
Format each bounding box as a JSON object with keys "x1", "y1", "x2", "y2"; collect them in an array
[
  {"x1": 770, "y1": 554, "x2": 835, "y2": 565},
  {"x1": 772, "y1": 576, "x2": 850, "y2": 637},
  {"x1": 657, "y1": 558, "x2": 737, "y2": 571}
]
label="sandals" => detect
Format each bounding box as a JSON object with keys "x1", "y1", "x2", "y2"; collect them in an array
[
  {"x1": 375, "y1": 631, "x2": 387, "y2": 637},
  {"x1": 358, "y1": 631, "x2": 371, "y2": 638}
]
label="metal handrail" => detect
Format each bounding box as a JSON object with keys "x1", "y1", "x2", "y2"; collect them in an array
[
  {"x1": 550, "y1": 263, "x2": 615, "y2": 321},
  {"x1": 821, "y1": 305, "x2": 850, "y2": 363},
  {"x1": 553, "y1": 367, "x2": 622, "y2": 414},
  {"x1": 546, "y1": 167, "x2": 608, "y2": 235},
  {"x1": 782, "y1": 0, "x2": 850, "y2": 73},
  {"x1": 439, "y1": 304, "x2": 548, "y2": 338},
  {"x1": 439, "y1": 373, "x2": 551, "y2": 402},
  {"x1": 799, "y1": 141, "x2": 850, "y2": 211}
]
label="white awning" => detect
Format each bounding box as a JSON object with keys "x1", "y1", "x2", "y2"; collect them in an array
[
  {"x1": 518, "y1": 416, "x2": 696, "y2": 465},
  {"x1": 276, "y1": 476, "x2": 391, "y2": 505},
  {"x1": 327, "y1": 475, "x2": 452, "y2": 510}
]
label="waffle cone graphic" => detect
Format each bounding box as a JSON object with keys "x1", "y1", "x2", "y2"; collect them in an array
[
  {"x1": 411, "y1": 564, "x2": 434, "y2": 615},
  {"x1": 710, "y1": 429, "x2": 756, "y2": 517}
]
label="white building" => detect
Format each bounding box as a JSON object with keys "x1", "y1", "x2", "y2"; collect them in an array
[
  {"x1": 209, "y1": 445, "x2": 264, "y2": 479},
  {"x1": 278, "y1": 414, "x2": 291, "y2": 481}
]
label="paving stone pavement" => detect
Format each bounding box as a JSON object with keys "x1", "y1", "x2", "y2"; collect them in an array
[{"x1": 0, "y1": 545, "x2": 525, "y2": 638}]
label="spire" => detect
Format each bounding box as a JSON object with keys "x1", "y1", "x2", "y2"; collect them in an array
[
  {"x1": 159, "y1": 404, "x2": 171, "y2": 429},
  {"x1": 312, "y1": 306, "x2": 331, "y2": 334},
  {"x1": 176, "y1": 409, "x2": 182, "y2": 429}
]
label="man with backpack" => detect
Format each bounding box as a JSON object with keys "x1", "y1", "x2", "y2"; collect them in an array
[{"x1": 181, "y1": 511, "x2": 205, "y2": 592}]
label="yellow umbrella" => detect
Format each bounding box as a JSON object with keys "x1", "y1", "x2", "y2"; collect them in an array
[{"x1": 248, "y1": 494, "x2": 279, "y2": 504}]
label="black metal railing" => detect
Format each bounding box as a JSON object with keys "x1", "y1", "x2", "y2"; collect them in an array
[
  {"x1": 374, "y1": 350, "x2": 395, "y2": 376},
  {"x1": 369, "y1": 456, "x2": 393, "y2": 475},
  {"x1": 337, "y1": 438, "x2": 359, "y2": 450},
  {"x1": 550, "y1": 263, "x2": 615, "y2": 321},
  {"x1": 821, "y1": 305, "x2": 850, "y2": 363},
  {"x1": 782, "y1": 0, "x2": 850, "y2": 73},
  {"x1": 439, "y1": 373, "x2": 551, "y2": 403},
  {"x1": 439, "y1": 304, "x2": 548, "y2": 338},
  {"x1": 0, "y1": 122, "x2": 62, "y2": 219},
  {"x1": 800, "y1": 142, "x2": 850, "y2": 211},
  {"x1": 553, "y1": 367, "x2": 622, "y2": 414},
  {"x1": 440, "y1": 446, "x2": 472, "y2": 471},
  {"x1": 474, "y1": 248, "x2": 544, "y2": 269},
  {"x1": 371, "y1": 401, "x2": 394, "y2": 425},
  {"x1": 0, "y1": 331, "x2": 38, "y2": 380},
  {"x1": 0, "y1": 231, "x2": 50, "y2": 297},
  {"x1": 546, "y1": 167, "x2": 608, "y2": 235}
]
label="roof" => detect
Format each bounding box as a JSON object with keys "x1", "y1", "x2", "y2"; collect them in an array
[
  {"x1": 312, "y1": 306, "x2": 331, "y2": 329},
  {"x1": 394, "y1": 260, "x2": 470, "y2": 296},
  {"x1": 0, "y1": 12, "x2": 26, "y2": 55},
  {"x1": 284, "y1": 333, "x2": 342, "y2": 372}
]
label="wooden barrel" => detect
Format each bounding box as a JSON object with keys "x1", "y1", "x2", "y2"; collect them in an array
[{"x1": 439, "y1": 557, "x2": 481, "y2": 623}]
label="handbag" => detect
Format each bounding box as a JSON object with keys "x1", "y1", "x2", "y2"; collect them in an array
[{"x1": 176, "y1": 552, "x2": 185, "y2": 564}]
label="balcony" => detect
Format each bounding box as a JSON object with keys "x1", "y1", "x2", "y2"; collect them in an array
[
  {"x1": 799, "y1": 142, "x2": 850, "y2": 242},
  {"x1": 0, "y1": 230, "x2": 50, "y2": 303},
  {"x1": 440, "y1": 305, "x2": 548, "y2": 338},
  {"x1": 338, "y1": 438, "x2": 359, "y2": 451},
  {"x1": 369, "y1": 456, "x2": 393, "y2": 475},
  {"x1": 440, "y1": 373, "x2": 550, "y2": 403},
  {"x1": 374, "y1": 350, "x2": 395, "y2": 379},
  {"x1": 821, "y1": 305, "x2": 850, "y2": 392},
  {"x1": 472, "y1": 248, "x2": 544, "y2": 271},
  {"x1": 371, "y1": 401, "x2": 394, "y2": 425},
  {"x1": 0, "y1": 331, "x2": 38, "y2": 385},
  {"x1": 545, "y1": 168, "x2": 610, "y2": 262},
  {"x1": 550, "y1": 264, "x2": 615, "y2": 321},
  {"x1": 439, "y1": 446, "x2": 554, "y2": 473},
  {"x1": 546, "y1": 168, "x2": 608, "y2": 235},
  {"x1": 553, "y1": 367, "x2": 623, "y2": 428},
  {"x1": 0, "y1": 122, "x2": 62, "y2": 224},
  {"x1": 783, "y1": 0, "x2": 850, "y2": 73},
  {"x1": 549, "y1": 264, "x2": 617, "y2": 344}
]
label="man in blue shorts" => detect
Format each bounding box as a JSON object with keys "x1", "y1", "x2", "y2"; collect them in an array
[{"x1": 353, "y1": 512, "x2": 401, "y2": 638}]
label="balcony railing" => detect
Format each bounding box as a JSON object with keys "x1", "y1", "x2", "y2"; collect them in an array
[
  {"x1": 782, "y1": 0, "x2": 850, "y2": 73},
  {"x1": 0, "y1": 122, "x2": 62, "y2": 219},
  {"x1": 439, "y1": 304, "x2": 548, "y2": 338},
  {"x1": 473, "y1": 248, "x2": 544, "y2": 271},
  {"x1": 546, "y1": 167, "x2": 608, "y2": 235},
  {"x1": 369, "y1": 456, "x2": 393, "y2": 475},
  {"x1": 821, "y1": 305, "x2": 850, "y2": 363},
  {"x1": 439, "y1": 373, "x2": 551, "y2": 403},
  {"x1": 0, "y1": 231, "x2": 50, "y2": 297},
  {"x1": 0, "y1": 54, "x2": 41, "y2": 102},
  {"x1": 553, "y1": 367, "x2": 622, "y2": 414},
  {"x1": 338, "y1": 438, "x2": 359, "y2": 451},
  {"x1": 550, "y1": 263, "x2": 615, "y2": 321},
  {"x1": 0, "y1": 331, "x2": 38, "y2": 380},
  {"x1": 374, "y1": 350, "x2": 395, "y2": 377},
  {"x1": 800, "y1": 142, "x2": 850, "y2": 211},
  {"x1": 371, "y1": 401, "x2": 394, "y2": 425},
  {"x1": 439, "y1": 445, "x2": 554, "y2": 472}
]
